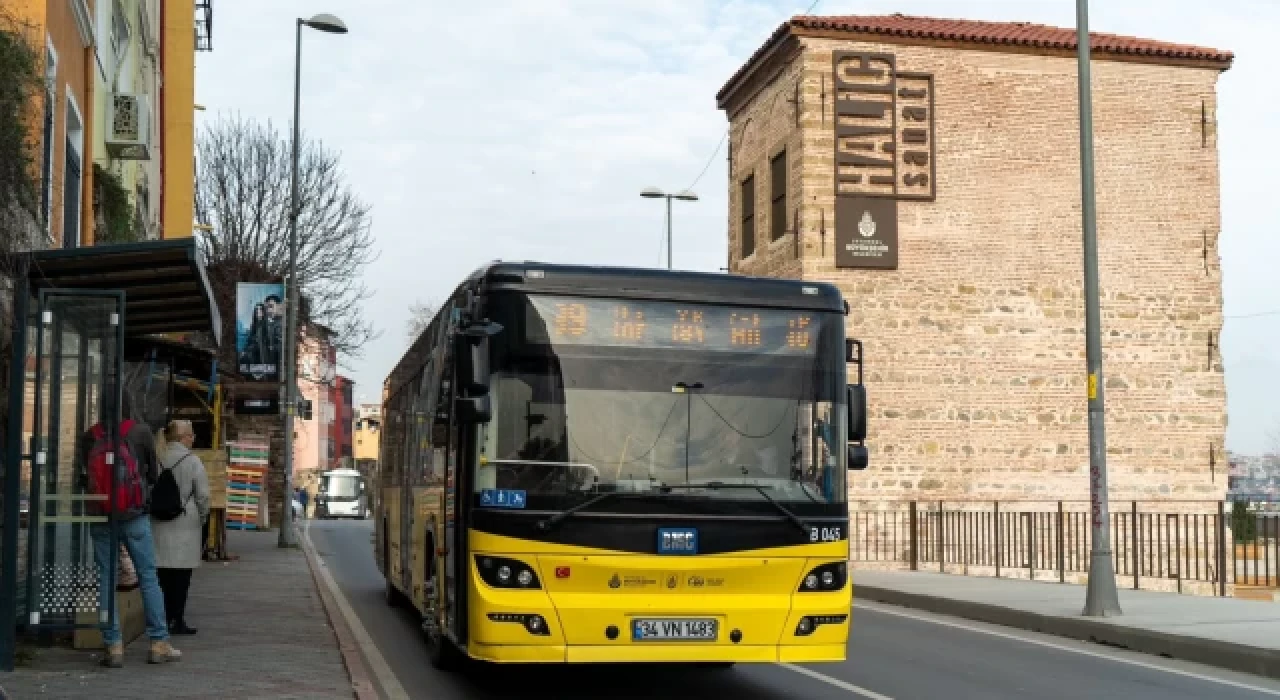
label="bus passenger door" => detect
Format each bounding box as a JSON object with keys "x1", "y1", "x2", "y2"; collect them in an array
[
  {"x1": 441, "y1": 328, "x2": 465, "y2": 644},
  {"x1": 442, "y1": 416, "x2": 460, "y2": 640}
]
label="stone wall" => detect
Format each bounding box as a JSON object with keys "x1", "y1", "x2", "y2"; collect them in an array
[{"x1": 725, "y1": 37, "x2": 1229, "y2": 505}]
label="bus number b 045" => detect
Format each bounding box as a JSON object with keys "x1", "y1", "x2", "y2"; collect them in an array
[{"x1": 810, "y1": 526, "x2": 843, "y2": 543}]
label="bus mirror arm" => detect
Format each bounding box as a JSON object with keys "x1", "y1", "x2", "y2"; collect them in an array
[{"x1": 460, "y1": 319, "x2": 504, "y2": 339}]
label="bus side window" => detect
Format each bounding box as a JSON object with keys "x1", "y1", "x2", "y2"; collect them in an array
[
  {"x1": 404, "y1": 378, "x2": 419, "y2": 486},
  {"x1": 414, "y1": 369, "x2": 434, "y2": 484}
]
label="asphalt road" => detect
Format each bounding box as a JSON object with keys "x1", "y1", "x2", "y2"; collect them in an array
[{"x1": 307, "y1": 519, "x2": 1280, "y2": 700}]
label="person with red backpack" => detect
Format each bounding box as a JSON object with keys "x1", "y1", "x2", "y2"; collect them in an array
[{"x1": 76, "y1": 393, "x2": 182, "y2": 668}]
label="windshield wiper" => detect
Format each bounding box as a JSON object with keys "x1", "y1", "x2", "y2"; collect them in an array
[
  {"x1": 660, "y1": 481, "x2": 809, "y2": 536},
  {"x1": 535, "y1": 492, "x2": 623, "y2": 532}
]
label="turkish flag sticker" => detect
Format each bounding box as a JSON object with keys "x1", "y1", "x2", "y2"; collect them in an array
[{"x1": 555, "y1": 566, "x2": 571, "y2": 579}]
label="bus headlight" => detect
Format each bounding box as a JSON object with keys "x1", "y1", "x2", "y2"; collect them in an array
[
  {"x1": 475, "y1": 555, "x2": 542, "y2": 590},
  {"x1": 487, "y1": 612, "x2": 551, "y2": 636},
  {"x1": 797, "y1": 562, "x2": 847, "y2": 592},
  {"x1": 795, "y1": 614, "x2": 848, "y2": 636}
]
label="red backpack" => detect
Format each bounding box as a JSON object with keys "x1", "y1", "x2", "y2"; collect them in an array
[{"x1": 85, "y1": 420, "x2": 147, "y2": 517}]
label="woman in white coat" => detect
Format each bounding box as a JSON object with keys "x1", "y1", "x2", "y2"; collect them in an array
[{"x1": 151, "y1": 419, "x2": 211, "y2": 635}]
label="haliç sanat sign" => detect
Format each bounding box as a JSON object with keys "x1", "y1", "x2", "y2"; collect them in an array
[{"x1": 833, "y1": 50, "x2": 936, "y2": 270}]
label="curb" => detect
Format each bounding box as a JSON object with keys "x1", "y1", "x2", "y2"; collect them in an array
[
  {"x1": 854, "y1": 585, "x2": 1280, "y2": 681},
  {"x1": 298, "y1": 524, "x2": 381, "y2": 700}
]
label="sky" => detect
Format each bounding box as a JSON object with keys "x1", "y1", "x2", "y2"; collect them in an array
[{"x1": 195, "y1": 0, "x2": 1279, "y2": 455}]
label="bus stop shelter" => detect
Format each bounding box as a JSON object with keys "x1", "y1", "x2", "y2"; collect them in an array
[{"x1": 0, "y1": 238, "x2": 221, "y2": 670}]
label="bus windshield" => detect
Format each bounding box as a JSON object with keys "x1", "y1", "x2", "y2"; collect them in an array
[
  {"x1": 321, "y1": 473, "x2": 361, "y2": 501},
  {"x1": 475, "y1": 293, "x2": 848, "y2": 505}
]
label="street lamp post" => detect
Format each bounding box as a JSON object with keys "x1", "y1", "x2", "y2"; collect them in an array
[
  {"x1": 1075, "y1": 0, "x2": 1122, "y2": 616},
  {"x1": 640, "y1": 187, "x2": 698, "y2": 270},
  {"x1": 280, "y1": 12, "x2": 347, "y2": 548}
]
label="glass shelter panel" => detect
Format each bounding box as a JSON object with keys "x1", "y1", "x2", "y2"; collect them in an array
[
  {"x1": 26, "y1": 293, "x2": 123, "y2": 628},
  {"x1": 4, "y1": 298, "x2": 40, "y2": 622}
]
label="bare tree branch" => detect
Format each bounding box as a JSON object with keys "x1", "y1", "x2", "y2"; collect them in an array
[
  {"x1": 194, "y1": 113, "x2": 380, "y2": 370},
  {"x1": 407, "y1": 299, "x2": 437, "y2": 342}
]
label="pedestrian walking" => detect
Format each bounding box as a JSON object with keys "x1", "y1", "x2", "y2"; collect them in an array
[
  {"x1": 151, "y1": 419, "x2": 211, "y2": 636},
  {"x1": 77, "y1": 394, "x2": 182, "y2": 667},
  {"x1": 296, "y1": 486, "x2": 309, "y2": 519}
]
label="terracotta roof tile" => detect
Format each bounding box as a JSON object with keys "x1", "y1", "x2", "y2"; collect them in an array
[{"x1": 718, "y1": 14, "x2": 1233, "y2": 105}]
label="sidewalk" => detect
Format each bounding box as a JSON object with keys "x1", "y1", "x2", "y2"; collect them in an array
[
  {"x1": 853, "y1": 569, "x2": 1280, "y2": 680},
  {"x1": 0, "y1": 529, "x2": 355, "y2": 699}
]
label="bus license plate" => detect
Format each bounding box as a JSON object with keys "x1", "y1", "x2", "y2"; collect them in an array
[{"x1": 631, "y1": 618, "x2": 718, "y2": 641}]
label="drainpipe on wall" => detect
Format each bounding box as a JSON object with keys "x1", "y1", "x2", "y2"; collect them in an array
[
  {"x1": 158, "y1": 0, "x2": 166, "y2": 239},
  {"x1": 83, "y1": 25, "x2": 95, "y2": 246}
]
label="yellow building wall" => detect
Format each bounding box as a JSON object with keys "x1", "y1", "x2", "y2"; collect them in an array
[
  {"x1": 355, "y1": 422, "x2": 381, "y2": 462},
  {"x1": 160, "y1": 0, "x2": 194, "y2": 239}
]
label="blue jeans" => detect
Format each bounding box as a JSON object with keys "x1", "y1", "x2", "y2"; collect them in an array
[{"x1": 90, "y1": 516, "x2": 169, "y2": 644}]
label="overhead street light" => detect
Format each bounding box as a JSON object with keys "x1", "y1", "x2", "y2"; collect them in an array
[
  {"x1": 280, "y1": 12, "x2": 347, "y2": 548},
  {"x1": 640, "y1": 187, "x2": 699, "y2": 269},
  {"x1": 302, "y1": 13, "x2": 348, "y2": 33}
]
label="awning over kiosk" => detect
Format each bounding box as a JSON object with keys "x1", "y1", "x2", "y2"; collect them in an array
[{"x1": 22, "y1": 238, "x2": 223, "y2": 346}]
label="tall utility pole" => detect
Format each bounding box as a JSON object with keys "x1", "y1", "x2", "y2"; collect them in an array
[
  {"x1": 281, "y1": 13, "x2": 348, "y2": 548},
  {"x1": 666, "y1": 195, "x2": 673, "y2": 270},
  {"x1": 1076, "y1": 0, "x2": 1122, "y2": 616}
]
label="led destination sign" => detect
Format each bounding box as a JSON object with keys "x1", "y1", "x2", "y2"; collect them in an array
[{"x1": 526, "y1": 296, "x2": 821, "y2": 354}]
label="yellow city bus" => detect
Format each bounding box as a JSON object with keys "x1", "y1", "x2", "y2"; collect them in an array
[{"x1": 374, "y1": 262, "x2": 868, "y2": 670}]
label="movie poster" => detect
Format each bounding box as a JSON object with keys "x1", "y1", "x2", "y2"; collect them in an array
[{"x1": 236, "y1": 282, "x2": 286, "y2": 382}]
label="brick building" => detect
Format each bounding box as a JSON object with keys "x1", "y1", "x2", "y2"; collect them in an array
[{"x1": 717, "y1": 15, "x2": 1233, "y2": 503}]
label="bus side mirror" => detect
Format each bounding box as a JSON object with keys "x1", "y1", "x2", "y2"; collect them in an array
[
  {"x1": 847, "y1": 384, "x2": 867, "y2": 442},
  {"x1": 455, "y1": 336, "x2": 490, "y2": 396},
  {"x1": 455, "y1": 334, "x2": 493, "y2": 424},
  {"x1": 846, "y1": 384, "x2": 868, "y2": 471},
  {"x1": 455, "y1": 319, "x2": 503, "y2": 425},
  {"x1": 456, "y1": 395, "x2": 491, "y2": 424},
  {"x1": 847, "y1": 444, "x2": 869, "y2": 471},
  {"x1": 455, "y1": 320, "x2": 503, "y2": 396}
]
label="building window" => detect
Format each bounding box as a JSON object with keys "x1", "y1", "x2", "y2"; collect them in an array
[
  {"x1": 770, "y1": 149, "x2": 787, "y2": 241},
  {"x1": 62, "y1": 91, "x2": 84, "y2": 249},
  {"x1": 741, "y1": 174, "x2": 755, "y2": 258},
  {"x1": 110, "y1": 0, "x2": 131, "y2": 56}
]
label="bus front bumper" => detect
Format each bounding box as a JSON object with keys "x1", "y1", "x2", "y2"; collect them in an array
[
  {"x1": 465, "y1": 554, "x2": 852, "y2": 664},
  {"x1": 466, "y1": 642, "x2": 847, "y2": 664}
]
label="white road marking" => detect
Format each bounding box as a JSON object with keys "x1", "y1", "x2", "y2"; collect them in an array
[
  {"x1": 303, "y1": 521, "x2": 411, "y2": 700},
  {"x1": 781, "y1": 663, "x2": 895, "y2": 699},
  {"x1": 854, "y1": 600, "x2": 1280, "y2": 697}
]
